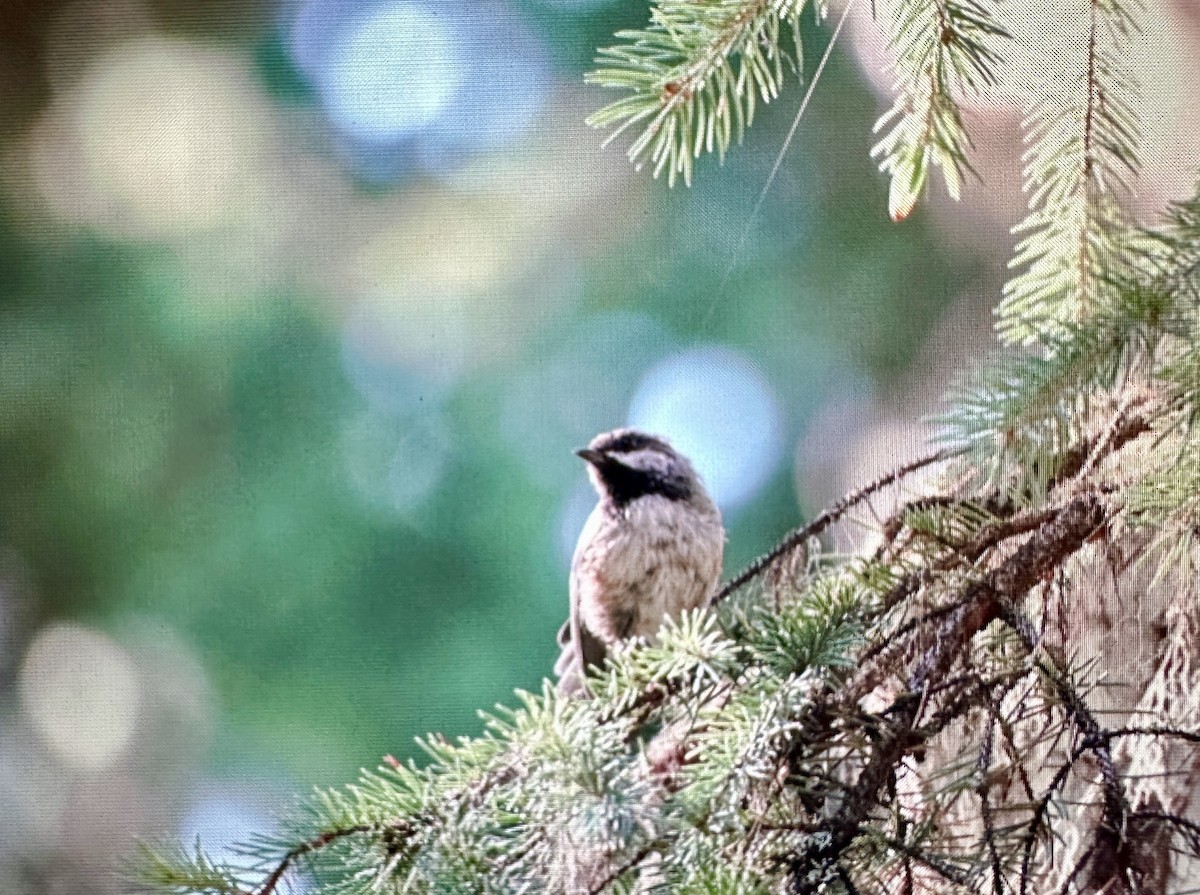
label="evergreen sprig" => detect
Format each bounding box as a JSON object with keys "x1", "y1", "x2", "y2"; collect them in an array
[
  {"x1": 870, "y1": 0, "x2": 1009, "y2": 221},
  {"x1": 129, "y1": 841, "x2": 244, "y2": 895},
  {"x1": 586, "y1": 0, "x2": 820, "y2": 186},
  {"x1": 939, "y1": 256, "x2": 1174, "y2": 501},
  {"x1": 591, "y1": 0, "x2": 1152, "y2": 353},
  {"x1": 129, "y1": 562, "x2": 884, "y2": 894},
  {"x1": 997, "y1": 0, "x2": 1144, "y2": 343}
]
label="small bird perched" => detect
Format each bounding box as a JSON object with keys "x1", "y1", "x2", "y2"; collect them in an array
[{"x1": 555, "y1": 428, "x2": 725, "y2": 696}]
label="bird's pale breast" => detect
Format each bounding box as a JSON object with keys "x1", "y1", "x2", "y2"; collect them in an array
[{"x1": 572, "y1": 494, "x2": 723, "y2": 645}]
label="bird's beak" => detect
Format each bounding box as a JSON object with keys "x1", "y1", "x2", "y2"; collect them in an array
[{"x1": 575, "y1": 447, "x2": 607, "y2": 465}]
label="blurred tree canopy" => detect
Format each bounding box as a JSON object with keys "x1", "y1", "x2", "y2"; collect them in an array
[{"x1": 0, "y1": 0, "x2": 974, "y2": 799}]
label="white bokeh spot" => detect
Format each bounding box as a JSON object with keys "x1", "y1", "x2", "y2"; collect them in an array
[
  {"x1": 18, "y1": 622, "x2": 142, "y2": 770},
  {"x1": 628, "y1": 345, "x2": 784, "y2": 511},
  {"x1": 320, "y1": 4, "x2": 466, "y2": 142}
]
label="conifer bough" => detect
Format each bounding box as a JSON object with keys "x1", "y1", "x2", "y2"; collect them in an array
[{"x1": 588, "y1": 0, "x2": 1142, "y2": 345}]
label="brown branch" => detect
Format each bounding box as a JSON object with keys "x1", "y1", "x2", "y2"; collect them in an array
[
  {"x1": 785, "y1": 493, "x2": 1108, "y2": 893},
  {"x1": 1095, "y1": 726, "x2": 1200, "y2": 746},
  {"x1": 836, "y1": 492, "x2": 1111, "y2": 757},
  {"x1": 253, "y1": 753, "x2": 528, "y2": 895},
  {"x1": 1020, "y1": 755, "x2": 1079, "y2": 895},
  {"x1": 254, "y1": 825, "x2": 378, "y2": 895},
  {"x1": 1016, "y1": 725, "x2": 1200, "y2": 894},
  {"x1": 1049, "y1": 409, "x2": 1150, "y2": 489},
  {"x1": 1074, "y1": 0, "x2": 1101, "y2": 316},
  {"x1": 995, "y1": 599, "x2": 1131, "y2": 852},
  {"x1": 977, "y1": 713, "x2": 1006, "y2": 895},
  {"x1": 988, "y1": 505, "x2": 1136, "y2": 888},
  {"x1": 587, "y1": 841, "x2": 658, "y2": 894},
  {"x1": 871, "y1": 501, "x2": 1068, "y2": 623},
  {"x1": 879, "y1": 832, "x2": 977, "y2": 889},
  {"x1": 1128, "y1": 809, "x2": 1200, "y2": 855},
  {"x1": 875, "y1": 410, "x2": 1146, "y2": 561}
]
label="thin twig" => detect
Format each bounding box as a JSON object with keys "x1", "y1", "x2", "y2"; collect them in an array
[
  {"x1": 587, "y1": 841, "x2": 658, "y2": 894},
  {"x1": 714, "y1": 448, "x2": 954, "y2": 603},
  {"x1": 255, "y1": 825, "x2": 377, "y2": 895},
  {"x1": 1069, "y1": 395, "x2": 1140, "y2": 486},
  {"x1": 781, "y1": 494, "x2": 1108, "y2": 893}
]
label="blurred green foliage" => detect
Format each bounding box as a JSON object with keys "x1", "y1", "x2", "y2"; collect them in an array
[{"x1": 0, "y1": 0, "x2": 976, "y2": 797}]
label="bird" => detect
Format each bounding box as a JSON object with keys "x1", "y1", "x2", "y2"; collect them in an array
[{"x1": 554, "y1": 428, "x2": 725, "y2": 696}]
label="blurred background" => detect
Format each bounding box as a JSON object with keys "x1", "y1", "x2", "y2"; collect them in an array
[{"x1": 0, "y1": 0, "x2": 1196, "y2": 890}]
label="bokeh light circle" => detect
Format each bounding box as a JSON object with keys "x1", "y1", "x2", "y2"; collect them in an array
[
  {"x1": 181, "y1": 786, "x2": 278, "y2": 870},
  {"x1": 18, "y1": 622, "x2": 142, "y2": 770},
  {"x1": 289, "y1": 0, "x2": 548, "y2": 179},
  {"x1": 308, "y1": 3, "x2": 466, "y2": 143},
  {"x1": 628, "y1": 345, "x2": 785, "y2": 511},
  {"x1": 416, "y1": 16, "x2": 549, "y2": 160},
  {"x1": 65, "y1": 37, "x2": 272, "y2": 235}
]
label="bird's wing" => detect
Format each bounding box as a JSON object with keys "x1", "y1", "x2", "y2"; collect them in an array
[
  {"x1": 573, "y1": 611, "x2": 608, "y2": 670},
  {"x1": 553, "y1": 618, "x2": 579, "y2": 677},
  {"x1": 556, "y1": 510, "x2": 611, "y2": 694},
  {"x1": 555, "y1": 616, "x2": 607, "y2": 696},
  {"x1": 569, "y1": 510, "x2": 611, "y2": 670},
  {"x1": 556, "y1": 613, "x2": 605, "y2": 668}
]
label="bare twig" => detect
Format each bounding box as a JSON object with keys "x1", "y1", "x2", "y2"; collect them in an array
[
  {"x1": 714, "y1": 449, "x2": 954, "y2": 603},
  {"x1": 785, "y1": 494, "x2": 1109, "y2": 893}
]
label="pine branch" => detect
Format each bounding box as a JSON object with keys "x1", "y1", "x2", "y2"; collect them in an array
[
  {"x1": 131, "y1": 390, "x2": 1194, "y2": 893},
  {"x1": 128, "y1": 67, "x2": 1200, "y2": 895},
  {"x1": 784, "y1": 495, "x2": 1113, "y2": 894},
  {"x1": 129, "y1": 841, "x2": 247, "y2": 895},
  {"x1": 997, "y1": 0, "x2": 1144, "y2": 343},
  {"x1": 939, "y1": 276, "x2": 1164, "y2": 504},
  {"x1": 715, "y1": 447, "x2": 954, "y2": 602},
  {"x1": 252, "y1": 825, "x2": 379, "y2": 895},
  {"x1": 586, "y1": 0, "x2": 820, "y2": 186},
  {"x1": 871, "y1": 0, "x2": 1010, "y2": 221}
]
